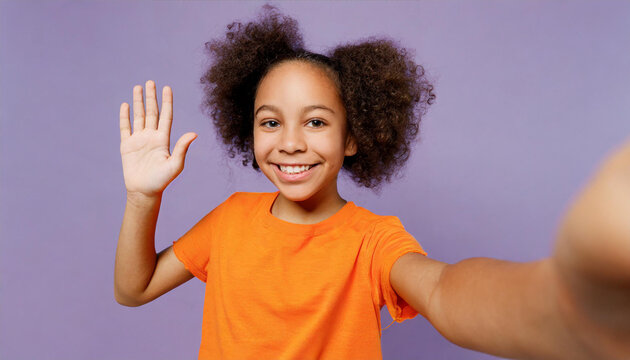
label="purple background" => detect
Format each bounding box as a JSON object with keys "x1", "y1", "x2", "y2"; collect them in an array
[{"x1": 1, "y1": 1, "x2": 629, "y2": 359}]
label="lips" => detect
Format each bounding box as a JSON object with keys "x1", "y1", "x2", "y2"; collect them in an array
[
  {"x1": 278, "y1": 164, "x2": 315, "y2": 174},
  {"x1": 272, "y1": 163, "x2": 318, "y2": 181}
]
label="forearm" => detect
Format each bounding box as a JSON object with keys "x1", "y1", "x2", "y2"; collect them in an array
[
  {"x1": 114, "y1": 192, "x2": 162, "y2": 305},
  {"x1": 428, "y1": 258, "x2": 590, "y2": 360}
]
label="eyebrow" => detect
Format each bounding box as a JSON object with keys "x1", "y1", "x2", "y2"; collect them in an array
[{"x1": 254, "y1": 104, "x2": 336, "y2": 117}]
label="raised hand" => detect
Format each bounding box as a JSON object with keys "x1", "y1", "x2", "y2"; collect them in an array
[{"x1": 119, "y1": 80, "x2": 197, "y2": 199}]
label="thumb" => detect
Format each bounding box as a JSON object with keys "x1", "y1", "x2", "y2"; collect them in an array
[{"x1": 170, "y1": 132, "x2": 198, "y2": 166}]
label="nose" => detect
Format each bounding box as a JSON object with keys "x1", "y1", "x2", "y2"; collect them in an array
[{"x1": 279, "y1": 123, "x2": 306, "y2": 154}]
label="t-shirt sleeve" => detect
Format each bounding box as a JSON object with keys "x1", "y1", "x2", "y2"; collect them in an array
[
  {"x1": 370, "y1": 216, "x2": 427, "y2": 324},
  {"x1": 172, "y1": 194, "x2": 234, "y2": 282}
]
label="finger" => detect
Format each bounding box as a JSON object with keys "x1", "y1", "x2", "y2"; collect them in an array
[
  {"x1": 158, "y1": 85, "x2": 173, "y2": 135},
  {"x1": 145, "y1": 80, "x2": 159, "y2": 130},
  {"x1": 170, "y1": 132, "x2": 198, "y2": 167},
  {"x1": 119, "y1": 102, "x2": 131, "y2": 140},
  {"x1": 132, "y1": 85, "x2": 145, "y2": 132}
]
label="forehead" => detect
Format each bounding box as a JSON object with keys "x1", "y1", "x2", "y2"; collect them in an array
[{"x1": 254, "y1": 60, "x2": 343, "y2": 111}]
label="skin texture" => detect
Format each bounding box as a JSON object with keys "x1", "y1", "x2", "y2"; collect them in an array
[{"x1": 253, "y1": 61, "x2": 357, "y2": 224}]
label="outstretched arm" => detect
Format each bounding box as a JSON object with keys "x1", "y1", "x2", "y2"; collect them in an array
[
  {"x1": 391, "y1": 136, "x2": 630, "y2": 359},
  {"x1": 391, "y1": 255, "x2": 584, "y2": 359}
]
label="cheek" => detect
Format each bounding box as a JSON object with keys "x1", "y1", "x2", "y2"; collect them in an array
[
  {"x1": 253, "y1": 133, "x2": 275, "y2": 163},
  {"x1": 320, "y1": 136, "x2": 348, "y2": 166}
]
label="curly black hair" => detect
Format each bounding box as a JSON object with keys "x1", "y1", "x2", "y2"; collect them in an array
[{"x1": 200, "y1": 4, "x2": 435, "y2": 189}]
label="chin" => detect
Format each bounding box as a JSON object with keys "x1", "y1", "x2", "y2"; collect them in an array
[
  {"x1": 260, "y1": 166, "x2": 323, "y2": 203},
  {"x1": 276, "y1": 186, "x2": 319, "y2": 203}
]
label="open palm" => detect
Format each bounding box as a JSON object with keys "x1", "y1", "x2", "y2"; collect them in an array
[{"x1": 119, "y1": 80, "x2": 197, "y2": 198}]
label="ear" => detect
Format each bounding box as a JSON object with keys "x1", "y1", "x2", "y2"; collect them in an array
[{"x1": 344, "y1": 135, "x2": 358, "y2": 157}]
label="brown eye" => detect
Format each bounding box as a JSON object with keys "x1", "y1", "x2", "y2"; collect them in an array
[
  {"x1": 262, "y1": 120, "x2": 279, "y2": 128},
  {"x1": 307, "y1": 119, "x2": 325, "y2": 128}
]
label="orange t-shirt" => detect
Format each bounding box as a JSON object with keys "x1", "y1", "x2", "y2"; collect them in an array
[{"x1": 172, "y1": 192, "x2": 427, "y2": 360}]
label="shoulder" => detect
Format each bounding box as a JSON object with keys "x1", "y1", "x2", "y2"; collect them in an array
[
  {"x1": 349, "y1": 204, "x2": 407, "y2": 234},
  {"x1": 191, "y1": 192, "x2": 273, "y2": 229},
  {"x1": 350, "y1": 204, "x2": 426, "y2": 253},
  {"x1": 221, "y1": 191, "x2": 274, "y2": 207},
  {"x1": 211, "y1": 191, "x2": 275, "y2": 216},
  {"x1": 341, "y1": 204, "x2": 420, "y2": 252}
]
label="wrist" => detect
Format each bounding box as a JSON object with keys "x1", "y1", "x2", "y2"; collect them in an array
[{"x1": 126, "y1": 191, "x2": 162, "y2": 208}]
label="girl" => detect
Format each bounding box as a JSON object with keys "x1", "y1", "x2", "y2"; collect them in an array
[{"x1": 114, "y1": 5, "x2": 630, "y2": 359}]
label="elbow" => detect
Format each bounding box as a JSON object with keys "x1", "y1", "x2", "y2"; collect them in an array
[
  {"x1": 116, "y1": 297, "x2": 144, "y2": 308},
  {"x1": 114, "y1": 287, "x2": 147, "y2": 307}
]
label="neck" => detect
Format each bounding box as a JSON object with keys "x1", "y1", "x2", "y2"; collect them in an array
[{"x1": 272, "y1": 185, "x2": 347, "y2": 225}]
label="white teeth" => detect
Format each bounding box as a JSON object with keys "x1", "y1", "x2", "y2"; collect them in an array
[{"x1": 279, "y1": 165, "x2": 313, "y2": 174}]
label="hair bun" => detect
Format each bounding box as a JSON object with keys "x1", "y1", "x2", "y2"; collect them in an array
[
  {"x1": 328, "y1": 38, "x2": 436, "y2": 188},
  {"x1": 200, "y1": 4, "x2": 305, "y2": 165}
]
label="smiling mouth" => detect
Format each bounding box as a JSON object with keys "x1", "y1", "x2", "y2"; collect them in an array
[{"x1": 275, "y1": 164, "x2": 317, "y2": 175}]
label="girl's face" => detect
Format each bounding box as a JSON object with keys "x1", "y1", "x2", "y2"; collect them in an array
[{"x1": 253, "y1": 60, "x2": 356, "y2": 203}]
